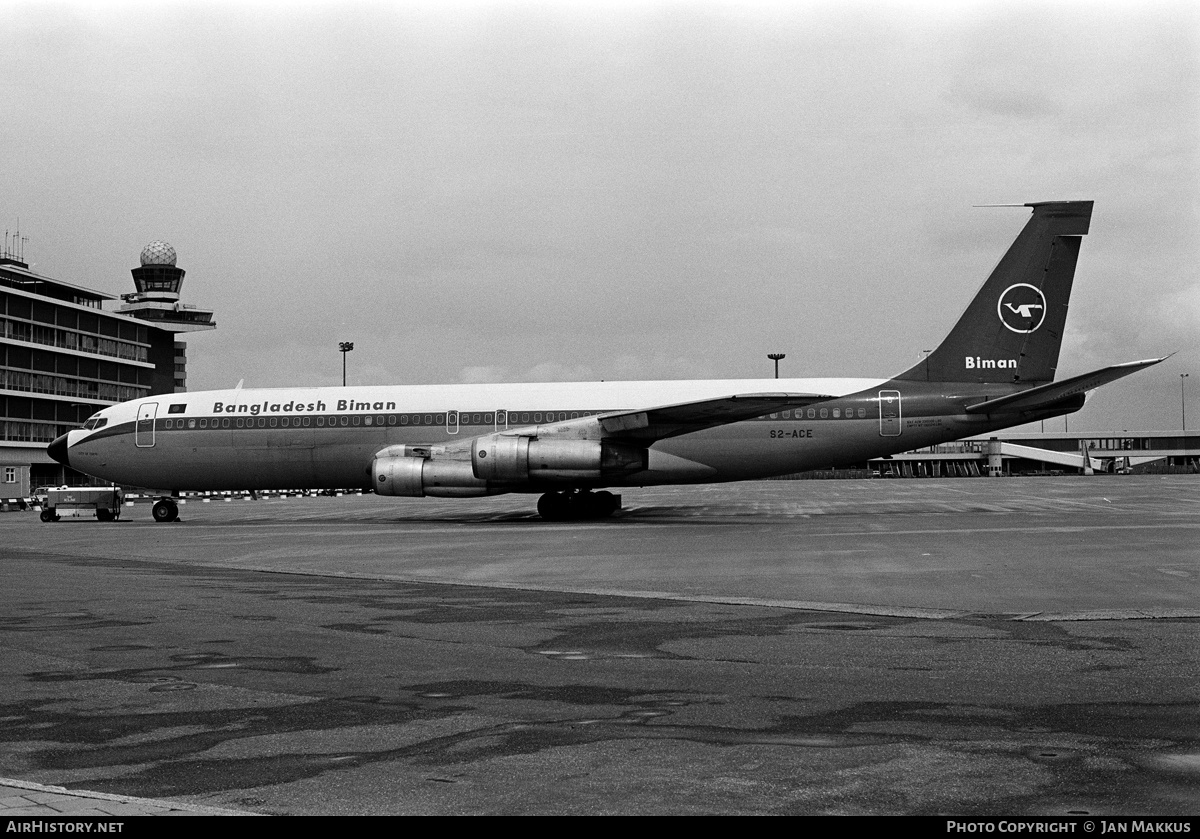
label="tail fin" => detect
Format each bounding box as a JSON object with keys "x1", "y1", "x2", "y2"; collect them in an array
[{"x1": 896, "y1": 200, "x2": 1093, "y2": 384}]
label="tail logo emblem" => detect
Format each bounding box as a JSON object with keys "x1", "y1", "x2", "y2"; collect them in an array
[{"x1": 998, "y1": 284, "x2": 1047, "y2": 333}]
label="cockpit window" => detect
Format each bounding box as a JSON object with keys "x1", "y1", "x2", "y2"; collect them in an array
[{"x1": 83, "y1": 417, "x2": 109, "y2": 431}]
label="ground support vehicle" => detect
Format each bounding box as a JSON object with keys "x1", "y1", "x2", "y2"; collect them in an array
[{"x1": 40, "y1": 487, "x2": 124, "y2": 522}]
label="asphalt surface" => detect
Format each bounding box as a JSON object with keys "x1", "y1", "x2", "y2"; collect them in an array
[{"x1": 1, "y1": 476, "x2": 1197, "y2": 815}]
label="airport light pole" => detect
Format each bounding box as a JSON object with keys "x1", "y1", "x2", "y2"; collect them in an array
[
  {"x1": 767, "y1": 353, "x2": 786, "y2": 379},
  {"x1": 1183, "y1": 373, "x2": 1190, "y2": 432},
  {"x1": 339, "y1": 342, "x2": 354, "y2": 387}
]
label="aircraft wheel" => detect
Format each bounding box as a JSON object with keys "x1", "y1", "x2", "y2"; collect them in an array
[
  {"x1": 572, "y1": 490, "x2": 617, "y2": 520},
  {"x1": 593, "y1": 490, "x2": 619, "y2": 518},
  {"x1": 570, "y1": 491, "x2": 595, "y2": 519},
  {"x1": 537, "y1": 492, "x2": 571, "y2": 521},
  {"x1": 539, "y1": 491, "x2": 620, "y2": 521},
  {"x1": 152, "y1": 498, "x2": 179, "y2": 523},
  {"x1": 39, "y1": 508, "x2": 55, "y2": 523}
]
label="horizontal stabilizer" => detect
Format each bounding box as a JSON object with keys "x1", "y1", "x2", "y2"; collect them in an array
[
  {"x1": 599, "y1": 392, "x2": 834, "y2": 442},
  {"x1": 964, "y1": 357, "x2": 1168, "y2": 414}
]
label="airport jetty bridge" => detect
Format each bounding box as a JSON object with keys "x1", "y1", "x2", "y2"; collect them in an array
[{"x1": 786, "y1": 430, "x2": 1199, "y2": 480}]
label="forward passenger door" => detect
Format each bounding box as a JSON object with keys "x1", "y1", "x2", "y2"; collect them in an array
[{"x1": 135, "y1": 402, "x2": 157, "y2": 448}]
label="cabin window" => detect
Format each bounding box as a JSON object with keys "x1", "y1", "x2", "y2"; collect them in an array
[
  {"x1": 269, "y1": 417, "x2": 277, "y2": 427},
  {"x1": 236, "y1": 418, "x2": 244, "y2": 428},
  {"x1": 857, "y1": 408, "x2": 866, "y2": 418},
  {"x1": 807, "y1": 408, "x2": 816, "y2": 419},
  {"x1": 820, "y1": 408, "x2": 828, "y2": 418},
  {"x1": 352, "y1": 416, "x2": 360, "y2": 426},
  {"x1": 364, "y1": 416, "x2": 373, "y2": 426},
  {"x1": 340, "y1": 416, "x2": 349, "y2": 427},
  {"x1": 222, "y1": 419, "x2": 230, "y2": 428},
  {"x1": 400, "y1": 415, "x2": 408, "y2": 425},
  {"x1": 199, "y1": 419, "x2": 207, "y2": 428},
  {"x1": 376, "y1": 415, "x2": 384, "y2": 426},
  {"x1": 188, "y1": 419, "x2": 196, "y2": 429},
  {"x1": 302, "y1": 417, "x2": 311, "y2": 427},
  {"x1": 832, "y1": 409, "x2": 840, "y2": 418},
  {"x1": 281, "y1": 417, "x2": 290, "y2": 427}
]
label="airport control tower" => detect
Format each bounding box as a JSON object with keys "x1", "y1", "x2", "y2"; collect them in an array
[{"x1": 117, "y1": 241, "x2": 216, "y2": 392}]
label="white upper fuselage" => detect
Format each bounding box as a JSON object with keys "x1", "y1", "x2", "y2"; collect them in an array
[
  {"x1": 59, "y1": 374, "x2": 1032, "y2": 494},
  {"x1": 57, "y1": 373, "x2": 1055, "y2": 495}
]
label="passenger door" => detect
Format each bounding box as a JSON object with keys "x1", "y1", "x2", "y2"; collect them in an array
[
  {"x1": 135, "y1": 402, "x2": 158, "y2": 448},
  {"x1": 878, "y1": 390, "x2": 902, "y2": 437}
]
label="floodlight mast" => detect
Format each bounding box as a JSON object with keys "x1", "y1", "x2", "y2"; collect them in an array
[
  {"x1": 767, "y1": 353, "x2": 785, "y2": 379},
  {"x1": 339, "y1": 342, "x2": 354, "y2": 386}
]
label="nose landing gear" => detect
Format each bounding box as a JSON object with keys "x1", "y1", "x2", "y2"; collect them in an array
[
  {"x1": 537, "y1": 490, "x2": 621, "y2": 521},
  {"x1": 152, "y1": 497, "x2": 180, "y2": 523}
]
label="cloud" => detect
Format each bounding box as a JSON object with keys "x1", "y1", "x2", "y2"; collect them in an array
[{"x1": 4, "y1": 1, "x2": 1197, "y2": 432}]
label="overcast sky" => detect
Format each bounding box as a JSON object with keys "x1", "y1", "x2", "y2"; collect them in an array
[{"x1": 4, "y1": 0, "x2": 1197, "y2": 432}]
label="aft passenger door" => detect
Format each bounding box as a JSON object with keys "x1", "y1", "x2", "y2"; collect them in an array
[
  {"x1": 135, "y1": 402, "x2": 158, "y2": 448},
  {"x1": 878, "y1": 390, "x2": 902, "y2": 437}
]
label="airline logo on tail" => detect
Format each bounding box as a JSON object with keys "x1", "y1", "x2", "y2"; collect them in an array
[{"x1": 998, "y1": 284, "x2": 1047, "y2": 333}]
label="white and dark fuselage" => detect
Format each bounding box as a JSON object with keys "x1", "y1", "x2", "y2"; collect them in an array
[{"x1": 56, "y1": 377, "x2": 1062, "y2": 495}]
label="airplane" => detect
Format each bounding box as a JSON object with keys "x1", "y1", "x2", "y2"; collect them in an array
[{"x1": 48, "y1": 200, "x2": 1164, "y2": 523}]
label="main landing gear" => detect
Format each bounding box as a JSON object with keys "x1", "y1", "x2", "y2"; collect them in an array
[
  {"x1": 152, "y1": 497, "x2": 180, "y2": 523},
  {"x1": 536, "y1": 490, "x2": 621, "y2": 522}
]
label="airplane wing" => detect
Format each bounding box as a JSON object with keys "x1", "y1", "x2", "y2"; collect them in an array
[
  {"x1": 385, "y1": 393, "x2": 836, "y2": 461},
  {"x1": 596, "y1": 392, "x2": 835, "y2": 442},
  {"x1": 964, "y1": 357, "x2": 1168, "y2": 414}
]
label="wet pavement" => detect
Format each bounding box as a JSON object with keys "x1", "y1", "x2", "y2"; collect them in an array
[{"x1": 1, "y1": 477, "x2": 1197, "y2": 815}]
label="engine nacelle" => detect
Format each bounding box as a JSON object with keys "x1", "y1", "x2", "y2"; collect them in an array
[
  {"x1": 472, "y1": 435, "x2": 647, "y2": 483},
  {"x1": 373, "y1": 454, "x2": 495, "y2": 498}
]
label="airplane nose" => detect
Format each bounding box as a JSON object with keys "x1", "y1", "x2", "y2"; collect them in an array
[{"x1": 48, "y1": 433, "x2": 70, "y2": 467}]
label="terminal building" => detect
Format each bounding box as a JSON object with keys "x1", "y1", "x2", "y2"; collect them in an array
[{"x1": 1, "y1": 239, "x2": 214, "y2": 496}]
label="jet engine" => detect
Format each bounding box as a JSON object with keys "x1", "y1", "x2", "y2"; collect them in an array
[
  {"x1": 371, "y1": 435, "x2": 648, "y2": 497},
  {"x1": 373, "y1": 453, "x2": 494, "y2": 498},
  {"x1": 472, "y1": 434, "x2": 647, "y2": 482}
]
